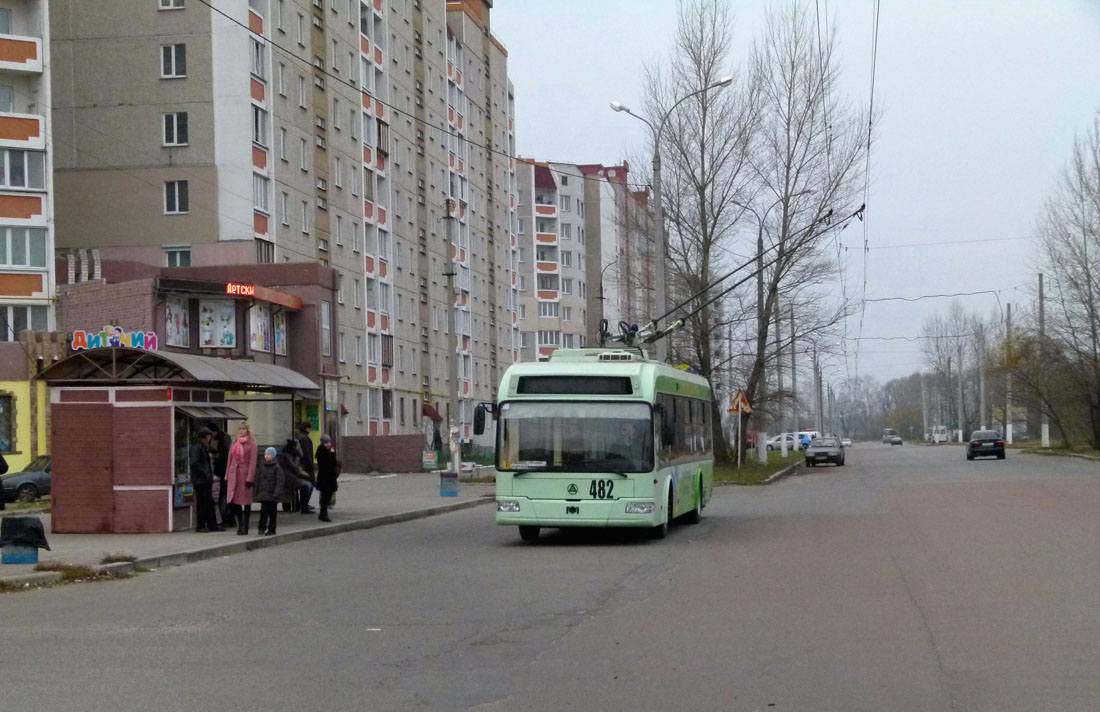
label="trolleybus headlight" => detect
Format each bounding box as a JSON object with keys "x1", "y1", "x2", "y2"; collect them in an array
[
  {"x1": 625, "y1": 502, "x2": 654, "y2": 514},
  {"x1": 497, "y1": 500, "x2": 521, "y2": 513}
]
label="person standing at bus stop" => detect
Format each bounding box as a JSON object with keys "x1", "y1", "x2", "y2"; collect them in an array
[
  {"x1": 295, "y1": 421, "x2": 317, "y2": 514},
  {"x1": 190, "y1": 428, "x2": 222, "y2": 533},
  {"x1": 225, "y1": 422, "x2": 258, "y2": 535},
  {"x1": 316, "y1": 434, "x2": 339, "y2": 522}
]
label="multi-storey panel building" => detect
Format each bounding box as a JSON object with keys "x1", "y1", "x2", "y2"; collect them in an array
[
  {"x1": 0, "y1": 0, "x2": 53, "y2": 342},
  {"x1": 49, "y1": 0, "x2": 516, "y2": 444},
  {"x1": 516, "y1": 159, "x2": 652, "y2": 361}
]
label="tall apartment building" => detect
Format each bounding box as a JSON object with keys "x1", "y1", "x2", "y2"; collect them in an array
[
  {"x1": 0, "y1": 0, "x2": 53, "y2": 342},
  {"x1": 515, "y1": 159, "x2": 653, "y2": 361},
  {"x1": 49, "y1": 0, "x2": 516, "y2": 442}
]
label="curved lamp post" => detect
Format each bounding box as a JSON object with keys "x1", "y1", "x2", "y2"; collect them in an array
[{"x1": 610, "y1": 75, "x2": 733, "y2": 362}]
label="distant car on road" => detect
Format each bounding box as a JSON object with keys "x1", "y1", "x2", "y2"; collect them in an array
[
  {"x1": 766, "y1": 433, "x2": 799, "y2": 451},
  {"x1": 884, "y1": 434, "x2": 903, "y2": 446},
  {"x1": 841, "y1": 437, "x2": 852, "y2": 447},
  {"x1": 805, "y1": 437, "x2": 845, "y2": 467},
  {"x1": 881, "y1": 428, "x2": 898, "y2": 444},
  {"x1": 966, "y1": 430, "x2": 1005, "y2": 460},
  {"x1": 1, "y1": 455, "x2": 51, "y2": 503}
]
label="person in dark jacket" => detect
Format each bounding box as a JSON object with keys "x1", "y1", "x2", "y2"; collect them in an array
[
  {"x1": 315, "y1": 434, "x2": 339, "y2": 522},
  {"x1": 0, "y1": 451, "x2": 7, "y2": 511},
  {"x1": 296, "y1": 422, "x2": 317, "y2": 514},
  {"x1": 254, "y1": 447, "x2": 287, "y2": 536},
  {"x1": 190, "y1": 428, "x2": 223, "y2": 533},
  {"x1": 277, "y1": 439, "x2": 312, "y2": 509}
]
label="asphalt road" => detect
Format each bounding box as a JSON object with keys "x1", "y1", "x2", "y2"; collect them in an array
[{"x1": 5, "y1": 444, "x2": 1100, "y2": 711}]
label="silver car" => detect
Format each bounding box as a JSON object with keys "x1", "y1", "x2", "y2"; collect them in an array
[{"x1": 804, "y1": 437, "x2": 845, "y2": 467}]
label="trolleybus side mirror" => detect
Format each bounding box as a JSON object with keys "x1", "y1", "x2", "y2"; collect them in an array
[{"x1": 473, "y1": 404, "x2": 486, "y2": 435}]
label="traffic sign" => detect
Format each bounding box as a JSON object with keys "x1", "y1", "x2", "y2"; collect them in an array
[{"x1": 728, "y1": 389, "x2": 753, "y2": 414}]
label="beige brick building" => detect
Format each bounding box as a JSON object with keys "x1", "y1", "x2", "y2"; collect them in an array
[{"x1": 49, "y1": 0, "x2": 517, "y2": 442}]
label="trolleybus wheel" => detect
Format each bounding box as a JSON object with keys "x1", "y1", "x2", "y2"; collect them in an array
[
  {"x1": 518, "y1": 525, "x2": 540, "y2": 541},
  {"x1": 651, "y1": 489, "x2": 672, "y2": 539}
]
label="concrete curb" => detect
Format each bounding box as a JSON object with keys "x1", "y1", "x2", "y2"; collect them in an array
[
  {"x1": 0, "y1": 506, "x2": 49, "y2": 518},
  {"x1": 763, "y1": 463, "x2": 802, "y2": 484},
  {"x1": 1018, "y1": 449, "x2": 1100, "y2": 462},
  {"x1": 1, "y1": 496, "x2": 492, "y2": 589}
]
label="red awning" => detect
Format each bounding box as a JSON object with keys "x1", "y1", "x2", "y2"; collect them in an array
[{"x1": 422, "y1": 403, "x2": 443, "y2": 422}]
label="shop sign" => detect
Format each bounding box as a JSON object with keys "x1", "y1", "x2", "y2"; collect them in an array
[
  {"x1": 422, "y1": 451, "x2": 439, "y2": 469},
  {"x1": 226, "y1": 282, "x2": 256, "y2": 296},
  {"x1": 72, "y1": 326, "x2": 158, "y2": 352}
]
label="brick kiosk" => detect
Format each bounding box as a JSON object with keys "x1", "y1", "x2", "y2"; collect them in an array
[{"x1": 39, "y1": 347, "x2": 319, "y2": 534}]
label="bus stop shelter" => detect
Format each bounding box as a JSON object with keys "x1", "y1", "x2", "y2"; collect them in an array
[{"x1": 38, "y1": 347, "x2": 320, "y2": 533}]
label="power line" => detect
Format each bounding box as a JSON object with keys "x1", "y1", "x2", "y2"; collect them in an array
[
  {"x1": 863, "y1": 287, "x2": 1019, "y2": 303},
  {"x1": 851, "y1": 332, "x2": 976, "y2": 342},
  {"x1": 867, "y1": 234, "x2": 1037, "y2": 250},
  {"x1": 855, "y1": 0, "x2": 883, "y2": 379},
  {"x1": 196, "y1": 0, "x2": 652, "y2": 191}
]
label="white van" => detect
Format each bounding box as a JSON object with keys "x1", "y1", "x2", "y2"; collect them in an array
[
  {"x1": 796, "y1": 430, "x2": 821, "y2": 449},
  {"x1": 930, "y1": 425, "x2": 949, "y2": 443}
]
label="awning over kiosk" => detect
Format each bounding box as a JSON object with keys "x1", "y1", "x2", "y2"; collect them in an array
[{"x1": 38, "y1": 347, "x2": 320, "y2": 395}]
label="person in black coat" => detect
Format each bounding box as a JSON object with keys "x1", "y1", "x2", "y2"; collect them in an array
[
  {"x1": 254, "y1": 447, "x2": 287, "y2": 536},
  {"x1": 211, "y1": 426, "x2": 234, "y2": 527},
  {"x1": 315, "y1": 434, "x2": 339, "y2": 522},
  {"x1": 189, "y1": 428, "x2": 223, "y2": 532}
]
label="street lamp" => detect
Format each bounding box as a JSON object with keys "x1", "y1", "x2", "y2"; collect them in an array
[
  {"x1": 596, "y1": 259, "x2": 619, "y2": 345},
  {"x1": 610, "y1": 75, "x2": 734, "y2": 362}
]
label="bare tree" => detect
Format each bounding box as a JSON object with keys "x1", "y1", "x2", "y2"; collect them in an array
[
  {"x1": 638, "y1": 0, "x2": 759, "y2": 461},
  {"x1": 738, "y1": 1, "x2": 868, "y2": 450},
  {"x1": 1034, "y1": 113, "x2": 1100, "y2": 447}
]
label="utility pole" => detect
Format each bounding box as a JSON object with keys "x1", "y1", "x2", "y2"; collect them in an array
[
  {"x1": 775, "y1": 298, "x2": 786, "y2": 454},
  {"x1": 921, "y1": 371, "x2": 928, "y2": 441},
  {"x1": 978, "y1": 323, "x2": 986, "y2": 430},
  {"x1": 443, "y1": 199, "x2": 462, "y2": 475},
  {"x1": 813, "y1": 344, "x2": 823, "y2": 434},
  {"x1": 957, "y1": 340, "x2": 965, "y2": 442},
  {"x1": 1005, "y1": 302, "x2": 1013, "y2": 443},
  {"x1": 757, "y1": 221, "x2": 766, "y2": 434},
  {"x1": 1039, "y1": 273, "x2": 1050, "y2": 447},
  {"x1": 790, "y1": 304, "x2": 797, "y2": 432},
  {"x1": 651, "y1": 151, "x2": 667, "y2": 363},
  {"x1": 945, "y1": 355, "x2": 952, "y2": 434}
]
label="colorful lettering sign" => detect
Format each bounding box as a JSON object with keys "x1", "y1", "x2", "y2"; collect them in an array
[
  {"x1": 226, "y1": 282, "x2": 256, "y2": 296},
  {"x1": 72, "y1": 326, "x2": 159, "y2": 352}
]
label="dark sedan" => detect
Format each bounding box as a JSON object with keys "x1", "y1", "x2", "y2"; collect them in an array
[
  {"x1": 1, "y1": 455, "x2": 51, "y2": 503},
  {"x1": 966, "y1": 431, "x2": 1005, "y2": 460}
]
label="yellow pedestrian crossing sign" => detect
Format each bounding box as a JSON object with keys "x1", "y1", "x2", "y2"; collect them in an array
[{"x1": 728, "y1": 389, "x2": 752, "y2": 414}]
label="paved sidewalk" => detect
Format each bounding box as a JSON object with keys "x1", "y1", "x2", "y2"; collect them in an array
[{"x1": 1, "y1": 473, "x2": 493, "y2": 588}]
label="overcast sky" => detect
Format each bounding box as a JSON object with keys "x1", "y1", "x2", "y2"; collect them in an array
[{"x1": 492, "y1": 0, "x2": 1100, "y2": 385}]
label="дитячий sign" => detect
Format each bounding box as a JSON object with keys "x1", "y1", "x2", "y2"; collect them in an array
[{"x1": 72, "y1": 326, "x2": 158, "y2": 351}]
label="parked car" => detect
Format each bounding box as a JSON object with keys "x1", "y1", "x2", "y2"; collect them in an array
[
  {"x1": 881, "y1": 428, "x2": 898, "y2": 444},
  {"x1": 841, "y1": 437, "x2": 852, "y2": 447},
  {"x1": 1, "y1": 455, "x2": 51, "y2": 503},
  {"x1": 805, "y1": 437, "x2": 845, "y2": 467},
  {"x1": 966, "y1": 430, "x2": 1006, "y2": 460},
  {"x1": 885, "y1": 434, "x2": 903, "y2": 446},
  {"x1": 766, "y1": 433, "x2": 799, "y2": 451}
]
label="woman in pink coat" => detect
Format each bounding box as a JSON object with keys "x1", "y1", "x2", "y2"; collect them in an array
[{"x1": 225, "y1": 422, "x2": 258, "y2": 535}]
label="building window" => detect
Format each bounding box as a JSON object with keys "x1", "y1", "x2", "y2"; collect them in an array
[
  {"x1": 278, "y1": 127, "x2": 287, "y2": 160},
  {"x1": 164, "y1": 180, "x2": 189, "y2": 214},
  {"x1": 250, "y1": 37, "x2": 266, "y2": 79},
  {"x1": 0, "y1": 228, "x2": 47, "y2": 268},
  {"x1": 162, "y1": 112, "x2": 188, "y2": 146},
  {"x1": 164, "y1": 246, "x2": 191, "y2": 267},
  {"x1": 560, "y1": 251, "x2": 572, "y2": 267},
  {"x1": 255, "y1": 238, "x2": 274, "y2": 263},
  {"x1": 0, "y1": 150, "x2": 46, "y2": 190},
  {"x1": 353, "y1": 222, "x2": 361, "y2": 252},
  {"x1": 252, "y1": 174, "x2": 269, "y2": 212},
  {"x1": 161, "y1": 44, "x2": 187, "y2": 78},
  {"x1": 298, "y1": 75, "x2": 307, "y2": 108},
  {"x1": 367, "y1": 333, "x2": 379, "y2": 365},
  {"x1": 299, "y1": 137, "x2": 308, "y2": 170},
  {"x1": 0, "y1": 393, "x2": 12, "y2": 451},
  {"x1": 537, "y1": 330, "x2": 561, "y2": 346},
  {"x1": 335, "y1": 214, "x2": 343, "y2": 245},
  {"x1": 320, "y1": 300, "x2": 331, "y2": 356},
  {"x1": 561, "y1": 278, "x2": 573, "y2": 295},
  {"x1": 0, "y1": 304, "x2": 47, "y2": 342},
  {"x1": 277, "y1": 62, "x2": 287, "y2": 95},
  {"x1": 560, "y1": 195, "x2": 570, "y2": 212},
  {"x1": 300, "y1": 200, "x2": 310, "y2": 233},
  {"x1": 279, "y1": 192, "x2": 289, "y2": 225},
  {"x1": 563, "y1": 306, "x2": 572, "y2": 321},
  {"x1": 518, "y1": 304, "x2": 526, "y2": 320},
  {"x1": 296, "y1": 13, "x2": 305, "y2": 46},
  {"x1": 560, "y1": 223, "x2": 571, "y2": 240},
  {"x1": 353, "y1": 278, "x2": 361, "y2": 308},
  {"x1": 252, "y1": 105, "x2": 268, "y2": 146},
  {"x1": 0, "y1": 85, "x2": 11, "y2": 113},
  {"x1": 538, "y1": 301, "x2": 559, "y2": 317},
  {"x1": 334, "y1": 157, "x2": 343, "y2": 188},
  {"x1": 276, "y1": 0, "x2": 285, "y2": 30},
  {"x1": 159, "y1": 0, "x2": 185, "y2": 8},
  {"x1": 355, "y1": 335, "x2": 362, "y2": 365}
]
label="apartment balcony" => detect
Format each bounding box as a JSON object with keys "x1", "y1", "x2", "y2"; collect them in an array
[
  {"x1": 0, "y1": 35, "x2": 42, "y2": 75},
  {"x1": 0, "y1": 112, "x2": 43, "y2": 150},
  {"x1": 535, "y1": 232, "x2": 557, "y2": 245},
  {"x1": 536, "y1": 261, "x2": 559, "y2": 274},
  {"x1": 534, "y1": 203, "x2": 557, "y2": 218},
  {"x1": 0, "y1": 191, "x2": 46, "y2": 225}
]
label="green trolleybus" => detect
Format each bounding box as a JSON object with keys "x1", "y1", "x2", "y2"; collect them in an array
[{"x1": 479, "y1": 348, "x2": 714, "y2": 541}]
